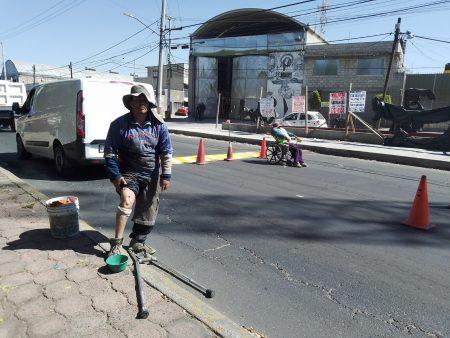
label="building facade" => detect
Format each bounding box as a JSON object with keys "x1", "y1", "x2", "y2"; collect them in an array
[
  {"x1": 135, "y1": 63, "x2": 189, "y2": 113},
  {"x1": 188, "y1": 9, "x2": 405, "y2": 122}
]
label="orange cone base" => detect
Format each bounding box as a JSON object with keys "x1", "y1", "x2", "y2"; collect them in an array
[
  {"x1": 402, "y1": 220, "x2": 435, "y2": 230},
  {"x1": 225, "y1": 147, "x2": 234, "y2": 161}
]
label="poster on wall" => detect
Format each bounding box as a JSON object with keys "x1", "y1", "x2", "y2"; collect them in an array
[
  {"x1": 292, "y1": 96, "x2": 305, "y2": 114},
  {"x1": 349, "y1": 91, "x2": 366, "y2": 113},
  {"x1": 267, "y1": 51, "x2": 304, "y2": 118},
  {"x1": 259, "y1": 97, "x2": 275, "y2": 117},
  {"x1": 329, "y1": 92, "x2": 347, "y2": 115}
]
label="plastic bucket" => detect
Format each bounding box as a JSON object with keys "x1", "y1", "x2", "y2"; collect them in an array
[{"x1": 45, "y1": 196, "x2": 80, "y2": 239}]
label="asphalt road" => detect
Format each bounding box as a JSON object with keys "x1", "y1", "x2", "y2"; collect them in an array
[{"x1": 1, "y1": 128, "x2": 450, "y2": 338}]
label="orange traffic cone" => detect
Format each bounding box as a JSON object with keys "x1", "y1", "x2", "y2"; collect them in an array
[
  {"x1": 259, "y1": 137, "x2": 267, "y2": 159},
  {"x1": 403, "y1": 175, "x2": 435, "y2": 230},
  {"x1": 196, "y1": 139, "x2": 206, "y2": 165},
  {"x1": 225, "y1": 142, "x2": 234, "y2": 161}
]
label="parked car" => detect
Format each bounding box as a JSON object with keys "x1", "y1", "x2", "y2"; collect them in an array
[
  {"x1": 0, "y1": 80, "x2": 27, "y2": 131},
  {"x1": 275, "y1": 111, "x2": 328, "y2": 128},
  {"x1": 175, "y1": 106, "x2": 188, "y2": 116},
  {"x1": 14, "y1": 78, "x2": 156, "y2": 175}
]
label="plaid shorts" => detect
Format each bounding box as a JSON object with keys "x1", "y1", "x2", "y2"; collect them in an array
[{"x1": 121, "y1": 174, "x2": 161, "y2": 226}]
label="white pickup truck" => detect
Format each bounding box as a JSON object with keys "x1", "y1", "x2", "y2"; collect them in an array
[{"x1": 0, "y1": 80, "x2": 27, "y2": 131}]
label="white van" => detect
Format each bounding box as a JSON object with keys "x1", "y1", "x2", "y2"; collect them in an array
[
  {"x1": 15, "y1": 79, "x2": 157, "y2": 175},
  {"x1": 0, "y1": 80, "x2": 27, "y2": 131}
]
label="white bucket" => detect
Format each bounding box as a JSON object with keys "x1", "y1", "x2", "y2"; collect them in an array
[{"x1": 45, "y1": 196, "x2": 80, "y2": 239}]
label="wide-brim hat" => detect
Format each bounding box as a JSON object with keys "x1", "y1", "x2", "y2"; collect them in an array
[{"x1": 123, "y1": 85, "x2": 164, "y2": 123}]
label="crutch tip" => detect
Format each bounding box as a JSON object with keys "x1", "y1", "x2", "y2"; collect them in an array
[
  {"x1": 137, "y1": 309, "x2": 149, "y2": 319},
  {"x1": 205, "y1": 289, "x2": 215, "y2": 298}
]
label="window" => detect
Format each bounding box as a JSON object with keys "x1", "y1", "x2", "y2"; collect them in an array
[
  {"x1": 357, "y1": 58, "x2": 385, "y2": 75},
  {"x1": 313, "y1": 59, "x2": 339, "y2": 75},
  {"x1": 284, "y1": 113, "x2": 298, "y2": 121},
  {"x1": 152, "y1": 70, "x2": 159, "y2": 78}
]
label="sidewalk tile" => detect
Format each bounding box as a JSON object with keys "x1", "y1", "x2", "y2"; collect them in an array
[
  {"x1": 0, "y1": 271, "x2": 33, "y2": 286},
  {"x1": 166, "y1": 317, "x2": 217, "y2": 338},
  {"x1": 33, "y1": 268, "x2": 66, "y2": 285},
  {"x1": 28, "y1": 313, "x2": 67, "y2": 337},
  {"x1": 66, "y1": 266, "x2": 98, "y2": 283},
  {"x1": 16, "y1": 297, "x2": 55, "y2": 321},
  {"x1": 55, "y1": 294, "x2": 92, "y2": 317},
  {"x1": 122, "y1": 320, "x2": 167, "y2": 338},
  {"x1": 79, "y1": 277, "x2": 112, "y2": 297},
  {"x1": 92, "y1": 291, "x2": 128, "y2": 314},
  {"x1": 0, "y1": 317, "x2": 27, "y2": 338},
  {"x1": 0, "y1": 260, "x2": 26, "y2": 277},
  {"x1": 147, "y1": 300, "x2": 187, "y2": 327},
  {"x1": 44, "y1": 279, "x2": 79, "y2": 300},
  {"x1": 6, "y1": 282, "x2": 41, "y2": 305},
  {"x1": 64, "y1": 309, "x2": 107, "y2": 335}
]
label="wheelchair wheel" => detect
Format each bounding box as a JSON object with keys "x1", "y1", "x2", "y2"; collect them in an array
[
  {"x1": 266, "y1": 144, "x2": 283, "y2": 164},
  {"x1": 281, "y1": 146, "x2": 295, "y2": 166}
]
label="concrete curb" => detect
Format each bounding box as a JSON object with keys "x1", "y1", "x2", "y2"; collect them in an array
[
  {"x1": 0, "y1": 166, "x2": 258, "y2": 338},
  {"x1": 169, "y1": 129, "x2": 450, "y2": 171}
]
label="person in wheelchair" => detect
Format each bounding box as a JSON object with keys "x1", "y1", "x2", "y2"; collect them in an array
[{"x1": 271, "y1": 122, "x2": 307, "y2": 167}]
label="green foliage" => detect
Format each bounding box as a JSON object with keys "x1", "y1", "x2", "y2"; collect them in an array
[
  {"x1": 309, "y1": 90, "x2": 322, "y2": 111},
  {"x1": 375, "y1": 93, "x2": 392, "y2": 104}
]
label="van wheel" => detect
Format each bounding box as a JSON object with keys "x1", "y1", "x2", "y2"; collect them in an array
[
  {"x1": 16, "y1": 136, "x2": 31, "y2": 160},
  {"x1": 54, "y1": 144, "x2": 70, "y2": 176}
]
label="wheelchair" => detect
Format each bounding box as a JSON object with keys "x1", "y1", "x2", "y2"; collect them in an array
[{"x1": 266, "y1": 143, "x2": 295, "y2": 166}]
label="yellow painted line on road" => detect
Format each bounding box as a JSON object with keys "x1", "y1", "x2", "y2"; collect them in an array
[{"x1": 172, "y1": 151, "x2": 260, "y2": 165}]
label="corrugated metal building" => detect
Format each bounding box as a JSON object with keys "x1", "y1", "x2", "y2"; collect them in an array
[{"x1": 3, "y1": 60, "x2": 133, "y2": 91}]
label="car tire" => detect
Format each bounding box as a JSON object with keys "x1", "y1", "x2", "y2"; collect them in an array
[
  {"x1": 54, "y1": 144, "x2": 70, "y2": 176},
  {"x1": 16, "y1": 136, "x2": 31, "y2": 160}
]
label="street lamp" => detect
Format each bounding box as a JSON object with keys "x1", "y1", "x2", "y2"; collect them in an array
[{"x1": 123, "y1": 12, "x2": 159, "y2": 36}]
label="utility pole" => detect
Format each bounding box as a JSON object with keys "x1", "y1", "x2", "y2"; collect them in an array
[
  {"x1": 1, "y1": 42, "x2": 6, "y2": 80},
  {"x1": 69, "y1": 62, "x2": 73, "y2": 79},
  {"x1": 157, "y1": 0, "x2": 166, "y2": 115},
  {"x1": 382, "y1": 18, "x2": 401, "y2": 101},
  {"x1": 167, "y1": 15, "x2": 172, "y2": 119},
  {"x1": 378, "y1": 17, "x2": 401, "y2": 129}
]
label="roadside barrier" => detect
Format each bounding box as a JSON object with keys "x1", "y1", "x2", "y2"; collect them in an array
[
  {"x1": 225, "y1": 142, "x2": 234, "y2": 161},
  {"x1": 403, "y1": 175, "x2": 435, "y2": 230},
  {"x1": 196, "y1": 138, "x2": 206, "y2": 165},
  {"x1": 259, "y1": 137, "x2": 267, "y2": 159}
]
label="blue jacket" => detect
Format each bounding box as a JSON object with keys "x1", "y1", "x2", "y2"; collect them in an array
[{"x1": 104, "y1": 112, "x2": 173, "y2": 181}]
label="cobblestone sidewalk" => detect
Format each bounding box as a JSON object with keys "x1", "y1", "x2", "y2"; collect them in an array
[{"x1": 0, "y1": 171, "x2": 218, "y2": 337}]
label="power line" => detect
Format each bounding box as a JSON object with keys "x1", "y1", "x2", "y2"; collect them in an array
[
  {"x1": 1, "y1": 0, "x2": 87, "y2": 40},
  {"x1": 72, "y1": 19, "x2": 159, "y2": 65},
  {"x1": 414, "y1": 35, "x2": 450, "y2": 44},
  {"x1": 171, "y1": 0, "x2": 320, "y2": 31},
  {"x1": 0, "y1": 0, "x2": 67, "y2": 36}
]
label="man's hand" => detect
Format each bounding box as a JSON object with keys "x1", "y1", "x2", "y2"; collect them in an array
[
  {"x1": 112, "y1": 176, "x2": 127, "y2": 193},
  {"x1": 160, "y1": 179, "x2": 170, "y2": 191}
]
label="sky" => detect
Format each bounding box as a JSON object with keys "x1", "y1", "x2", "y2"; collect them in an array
[{"x1": 1, "y1": 0, "x2": 450, "y2": 77}]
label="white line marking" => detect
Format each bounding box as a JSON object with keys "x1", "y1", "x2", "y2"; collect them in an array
[{"x1": 296, "y1": 194, "x2": 304, "y2": 198}]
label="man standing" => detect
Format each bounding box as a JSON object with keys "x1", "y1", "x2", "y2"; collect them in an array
[{"x1": 104, "y1": 84, "x2": 173, "y2": 258}]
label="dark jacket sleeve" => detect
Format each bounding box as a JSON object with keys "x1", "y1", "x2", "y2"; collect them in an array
[{"x1": 104, "y1": 121, "x2": 121, "y2": 181}]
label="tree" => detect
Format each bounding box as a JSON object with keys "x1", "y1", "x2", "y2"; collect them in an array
[
  {"x1": 309, "y1": 90, "x2": 321, "y2": 111},
  {"x1": 375, "y1": 93, "x2": 392, "y2": 104}
]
